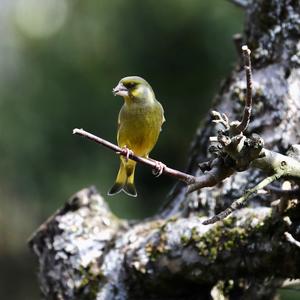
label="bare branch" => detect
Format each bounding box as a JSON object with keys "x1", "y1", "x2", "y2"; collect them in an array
[
  {"x1": 211, "y1": 110, "x2": 230, "y2": 130},
  {"x1": 187, "y1": 158, "x2": 235, "y2": 193},
  {"x1": 203, "y1": 173, "x2": 282, "y2": 225},
  {"x1": 236, "y1": 45, "x2": 253, "y2": 134},
  {"x1": 73, "y1": 129, "x2": 300, "y2": 205},
  {"x1": 285, "y1": 232, "x2": 300, "y2": 249},
  {"x1": 73, "y1": 128, "x2": 196, "y2": 185}
]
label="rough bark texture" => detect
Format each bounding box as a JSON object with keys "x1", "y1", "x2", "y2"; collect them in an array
[{"x1": 29, "y1": 1, "x2": 300, "y2": 299}]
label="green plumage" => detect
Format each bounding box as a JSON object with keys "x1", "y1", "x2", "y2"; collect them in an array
[{"x1": 108, "y1": 76, "x2": 165, "y2": 197}]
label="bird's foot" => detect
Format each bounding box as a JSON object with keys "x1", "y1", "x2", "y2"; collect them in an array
[
  {"x1": 152, "y1": 161, "x2": 166, "y2": 177},
  {"x1": 118, "y1": 146, "x2": 133, "y2": 161}
]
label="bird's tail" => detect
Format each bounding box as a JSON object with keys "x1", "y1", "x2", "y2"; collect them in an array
[{"x1": 108, "y1": 159, "x2": 137, "y2": 197}]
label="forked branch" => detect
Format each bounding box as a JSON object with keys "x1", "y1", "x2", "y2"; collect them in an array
[{"x1": 236, "y1": 45, "x2": 253, "y2": 134}]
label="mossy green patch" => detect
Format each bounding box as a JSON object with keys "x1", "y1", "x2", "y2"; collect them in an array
[
  {"x1": 77, "y1": 263, "x2": 104, "y2": 300},
  {"x1": 189, "y1": 216, "x2": 255, "y2": 263}
]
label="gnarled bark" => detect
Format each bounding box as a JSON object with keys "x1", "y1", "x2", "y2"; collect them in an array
[{"x1": 29, "y1": 1, "x2": 300, "y2": 299}]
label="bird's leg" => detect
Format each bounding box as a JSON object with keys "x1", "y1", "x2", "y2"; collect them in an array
[
  {"x1": 153, "y1": 161, "x2": 166, "y2": 177},
  {"x1": 117, "y1": 146, "x2": 134, "y2": 161},
  {"x1": 147, "y1": 158, "x2": 166, "y2": 177}
]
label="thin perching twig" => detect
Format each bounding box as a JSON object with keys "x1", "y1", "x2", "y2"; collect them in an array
[
  {"x1": 73, "y1": 128, "x2": 196, "y2": 185},
  {"x1": 236, "y1": 45, "x2": 253, "y2": 134},
  {"x1": 203, "y1": 173, "x2": 283, "y2": 225}
]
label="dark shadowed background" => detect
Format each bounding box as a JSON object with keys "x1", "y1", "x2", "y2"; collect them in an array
[{"x1": 0, "y1": 0, "x2": 297, "y2": 299}]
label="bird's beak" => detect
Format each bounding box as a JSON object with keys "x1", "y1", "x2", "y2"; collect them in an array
[{"x1": 112, "y1": 82, "x2": 129, "y2": 97}]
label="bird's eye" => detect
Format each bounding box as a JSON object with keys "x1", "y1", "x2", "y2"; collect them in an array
[{"x1": 126, "y1": 82, "x2": 136, "y2": 89}]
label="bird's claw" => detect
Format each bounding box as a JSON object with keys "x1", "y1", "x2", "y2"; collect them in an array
[
  {"x1": 118, "y1": 146, "x2": 133, "y2": 161},
  {"x1": 152, "y1": 161, "x2": 166, "y2": 177}
]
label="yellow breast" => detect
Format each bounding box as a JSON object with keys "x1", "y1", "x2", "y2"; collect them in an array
[{"x1": 117, "y1": 101, "x2": 164, "y2": 157}]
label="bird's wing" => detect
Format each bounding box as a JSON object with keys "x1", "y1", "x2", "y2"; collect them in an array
[
  {"x1": 117, "y1": 114, "x2": 121, "y2": 130},
  {"x1": 116, "y1": 109, "x2": 122, "y2": 144}
]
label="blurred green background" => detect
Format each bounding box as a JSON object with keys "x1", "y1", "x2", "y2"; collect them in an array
[{"x1": 0, "y1": 0, "x2": 296, "y2": 299}]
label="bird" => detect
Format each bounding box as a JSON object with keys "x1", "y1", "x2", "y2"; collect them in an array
[{"x1": 108, "y1": 76, "x2": 165, "y2": 197}]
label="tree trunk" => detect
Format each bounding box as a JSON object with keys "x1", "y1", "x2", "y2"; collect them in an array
[{"x1": 29, "y1": 1, "x2": 300, "y2": 299}]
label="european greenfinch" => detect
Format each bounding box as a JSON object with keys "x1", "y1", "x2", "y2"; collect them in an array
[{"x1": 108, "y1": 76, "x2": 165, "y2": 197}]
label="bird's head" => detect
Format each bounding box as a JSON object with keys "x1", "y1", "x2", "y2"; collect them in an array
[{"x1": 113, "y1": 76, "x2": 155, "y2": 102}]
